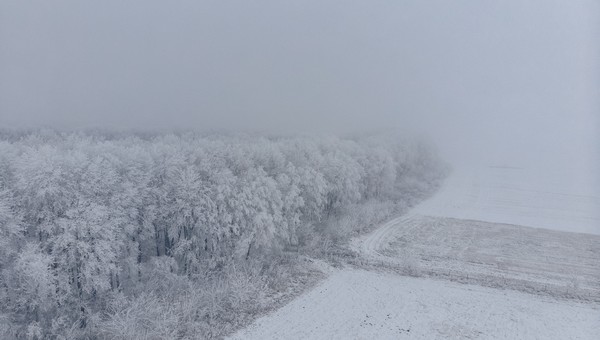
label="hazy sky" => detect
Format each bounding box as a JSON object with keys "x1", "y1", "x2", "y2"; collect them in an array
[{"x1": 1, "y1": 1, "x2": 598, "y2": 169}]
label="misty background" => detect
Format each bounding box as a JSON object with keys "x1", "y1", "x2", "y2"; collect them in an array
[{"x1": 1, "y1": 1, "x2": 598, "y2": 183}]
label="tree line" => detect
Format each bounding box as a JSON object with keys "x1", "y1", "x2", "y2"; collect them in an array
[{"x1": 0, "y1": 130, "x2": 446, "y2": 338}]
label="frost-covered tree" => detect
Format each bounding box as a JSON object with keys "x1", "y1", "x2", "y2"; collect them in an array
[{"x1": 0, "y1": 129, "x2": 446, "y2": 338}]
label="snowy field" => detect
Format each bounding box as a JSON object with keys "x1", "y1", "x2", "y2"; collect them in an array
[
  {"x1": 230, "y1": 269, "x2": 599, "y2": 340},
  {"x1": 415, "y1": 165, "x2": 600, "y2": 235},
  {"x1": 230, "y1": 165, "x2": 600, "y2": 339},
  {"x1": 356, "y1": 215, "x2": 600, "y2": 302}
]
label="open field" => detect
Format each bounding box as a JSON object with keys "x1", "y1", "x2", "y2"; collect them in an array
[
  {"x1": 354, "y1": 214, "x2": 600, "y2": 302},
  {"x1": 415, "y1": 166, "x2": 600, "y2": 235},
  {"x1": 230, "y1": 269, "x2": 600, "y2": 340}
]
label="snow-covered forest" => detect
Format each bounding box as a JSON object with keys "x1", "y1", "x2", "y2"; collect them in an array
[{"x1": 0, "y1": 130, "x2": 446, "y2": 339}]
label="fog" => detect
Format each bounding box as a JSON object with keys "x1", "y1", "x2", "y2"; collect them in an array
[
  {"x1": 1, "y1": 1, "x2": 598, "y2": 172},
  {"x1": 1, "y1": 3, "x2": 599, "y2": 337}
]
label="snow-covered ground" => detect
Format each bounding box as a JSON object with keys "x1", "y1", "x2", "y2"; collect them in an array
[
  {"x1": 416, "y1": 165, "x2": 600, "y2": 235},
  {"x1": 229, "y1": 166, "x2": 600, "y2": 339},
  {"x1": 355, "y1": 215, "x2": 600, "y2": 301},
  {"x1": 230, "y1": 269, "x2": 599, "y2": 340}
]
